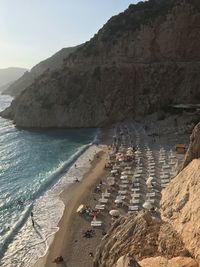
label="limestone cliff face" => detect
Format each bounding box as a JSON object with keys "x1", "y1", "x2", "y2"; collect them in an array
[
  {"x1": 161, "y1": 159, "x2": 200, "y2": 262},
  {"x1": 2, "y1": 0, "x2": 200, "y2": 127},
  {"x1": 181, "y1": 122, "x2": 200, "y2": 170},
  {"x1": 93, "y1": 212, "x2": 192, "y2": 267},
  {"x1": 160, "y1": 122, "x2": 200, "y2": 263},
  {"x1": 139, "y1": 256, "x2": 198, "y2": 267}
]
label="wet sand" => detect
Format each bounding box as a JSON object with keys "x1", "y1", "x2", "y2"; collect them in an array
[{"x1": 34, "y1": 147, "x2": 108, "y2": 267}]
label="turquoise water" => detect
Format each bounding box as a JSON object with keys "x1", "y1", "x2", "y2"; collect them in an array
[{"x1": 0, "y1": 95, "x2": 97, "y2": 262}]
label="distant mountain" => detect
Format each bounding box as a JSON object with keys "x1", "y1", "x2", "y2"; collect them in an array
[
  {"x1": 3, "y1": 46, "x2": 79, "y2": 97},
  {"x1": 0, "y1": 82, "x2": 13, "y2": 93},
  {"x1": 0, "y1": 67, "x2": 27, "y2": 92}
]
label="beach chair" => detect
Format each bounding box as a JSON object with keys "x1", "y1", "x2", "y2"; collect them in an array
[
  {"x1": 128, "y1": 205, "x2": 140, "y2": 211},
  {"x1": 116, "y1": 195, "x2": 126, "y2": 200},
  {"x1": 119, "y1": 184, "x2": 128, "y2": 188},
  {"x1": 118, "y1": 190, "x2": 127, "y2": 195},
  {"x1": 95, "y1": 204, "x2": 105, "y2": 210},
  {"x1": 146, "y1": 192, "x2": 157, "y2": 198},
  {"x1": 98, "y1": 198, "x2": 108, "y2": 204},
  {"x1": 129, "y1": 198, "x2": 141, "y2": 204},
  {"x1": 131, "y1": 188, "x2": 141, "y2": 194},
  {"x1": 121, "y1": 180, "x2": 129, "y2": 184},
  {"x1": 91, "y1": 220, "x2": 102, "y2": 227},
  {"x1": 102, "y1": 192, "x2": 111, "y2": 198},
  {"x1": 130, "y1": 193, "x2": 142, "y2": 200}
]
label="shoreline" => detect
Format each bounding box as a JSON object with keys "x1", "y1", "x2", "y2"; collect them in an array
[{"x1": 34, "y1": 146, "x2": 107, "y2": 267}]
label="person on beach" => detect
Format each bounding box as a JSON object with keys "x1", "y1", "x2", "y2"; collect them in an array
[
  {"x1": 75, "y1": 177, "x2": 79, "y2": 183},
  {"x1": 53, "y1": 256, "x2": 64, "y2": 263},
  {"x1": 75, "y1": 164, "x2": 77, "y2": 168},
  {"x1": 30, "y1": 212, "x2": 34, "y2": 227}
]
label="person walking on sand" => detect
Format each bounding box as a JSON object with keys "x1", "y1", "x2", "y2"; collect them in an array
[{"x1": 30, "y1": 212, "x2": 34, "y2": 227}]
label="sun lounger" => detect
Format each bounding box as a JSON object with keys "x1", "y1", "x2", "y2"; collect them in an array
[
  {"x1": 125, "y1": 167, "x2": 132, "y2": 170},
  {"x1": 128, "y1": 205, "x2": 140, "y2": 211},
  {"x1": 95, "y1": 204, "x2": 105, "y2": 210},
  {"x1": 118, "y1": 190, "x2": 127, "y2": 195},
  {"x1": 168, "y1": 161, "x2": 176, "y2": 165},
  {"x1": 131, "y1": 188, "x2": 141, "y2": 193},
  {"x1": 169, "y1": 155, "x2": 176, "y2": 159},
  {"x1": 102, "y1": 192, "x2": 111, "y2": 198},
  {"x1": 99, "y1": 198, "x2": 108, "y2": 203},
  {"x1": 148, "y1": 162, "x2": 155, "y2": 166},
  {"x1": 134, "y1": 174, "x2": 142, "y2": 178},
  {"x1": 116, "y1": 195, "x2": 126, "y2": 200},
  {"x1": 130, "y1": 193, "x2": 142, "y2": 200},
  {"x1": 132, "y1": 182, "x2": 140, "y2": 188},
  {"x1": 119, "y1": 184, "x2": 128, "y2": 188},
  {"x1": 162, "y1": 165, "x2": 170, "y2": 169},
  {"x1": 121, "y1": 180, "x2": 129, "y2": 184},
  {"x1": 130, "y1": 196, "x2": 141, "y2": 203},
  {"x1": 148, "y1": 166, "x2": 155, "y2": 171},
  {"x1": 91, "y1": 220, "x2": 102, "y2": 227},
  {"x1": 149, "y1": 172, "x2": 156, "y2": 176},
  {"x1": 160, "y1": 174, "x2": 169, "y2": 179},
  {"x1": 146, "y1": 192, "x2": 157, "y2": 197}
]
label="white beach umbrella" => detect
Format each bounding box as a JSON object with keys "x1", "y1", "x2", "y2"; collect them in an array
[
  {"x1": 143, "y1": 201, "x2": 153, "y2": 210},
  {"x1": 107, "y1": 180, "x2": 115, "y2": 186},
  {"x1": 109, "y1": 210, "x2": 120, "y2": 217},
  {"x1": 114, "y1": 199, "x2": 122, "y2": 204},
  {"x1": 146, "y1": 177, "x2": 154, "y2": 184}
]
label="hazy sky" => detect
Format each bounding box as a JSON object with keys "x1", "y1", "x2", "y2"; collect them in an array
[{"x1": 0, "y1": 0, "x2": 140, "y2": 69}]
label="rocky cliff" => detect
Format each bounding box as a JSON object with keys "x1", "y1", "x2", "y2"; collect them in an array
[
  {"x1": 93, "y1": 211, "x2": 197, "y2": 267},
  {"x1": 2, "y1": 0, "x2": 200, "y2": 128},
  {"x1": 160, "y1": 121, "x2": 200, "y2": 264},
  {"x1": 93, "y1": 122, "x2": 200, "y2": 267},
  {"x1": 181, "y1": 122, "x2": 200, "y2": 170},
  {"x1": 161, "y1": 159, "x2": 200, "y2": 263},
  {"x1": 3, "y1": 46, "x2": 78, "y2": 97}
]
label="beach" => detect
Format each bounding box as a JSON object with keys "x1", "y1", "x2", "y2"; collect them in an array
[
  {"x1": 33, "y1": 115, "x2": 192, "y2": 267},
  {"x1": 33, "y1": 146, "x2": 108, "y2": 267}
]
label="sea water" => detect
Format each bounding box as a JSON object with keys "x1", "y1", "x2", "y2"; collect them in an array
[{"x1": 0, "y1": 95, "x2": 98, "y2": 266}]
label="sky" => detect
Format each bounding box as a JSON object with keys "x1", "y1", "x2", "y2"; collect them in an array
[{"x1": 0, "y1": 0, "x2": 140, "y2": 69}]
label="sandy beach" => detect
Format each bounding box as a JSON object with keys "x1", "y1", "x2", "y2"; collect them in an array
[
  {"x1": 33, "y1": 145, "x2": 109, "y2": 267},
  {"x1": 33, "y1": 116, "x2": 191, "y2": 267}
]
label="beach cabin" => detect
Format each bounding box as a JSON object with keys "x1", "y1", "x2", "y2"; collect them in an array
[{"x1": 175, "y1": 144, "x2": 186, "y2": 154}]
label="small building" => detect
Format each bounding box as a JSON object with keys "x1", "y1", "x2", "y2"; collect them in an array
[{"x1": 175, "y1": 144, "x2": 186, "y2": 154}]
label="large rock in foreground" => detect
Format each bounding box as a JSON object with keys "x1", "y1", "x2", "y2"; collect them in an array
[
  {"x1": 181, "y1": 122, "x2": 200, "y2": 170},
  {"x1": 93, "y1": 211, "x2": 190, "y2": 267},
  {"x1": 139, "y1": 256, "x2": 198, "y2": 267},
  {"x1": 161, "y1": 159, "x2": 200, "y2": 262},
  {"x1": 2, "y1": 0, "x2": 200, "y2": 128}
]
